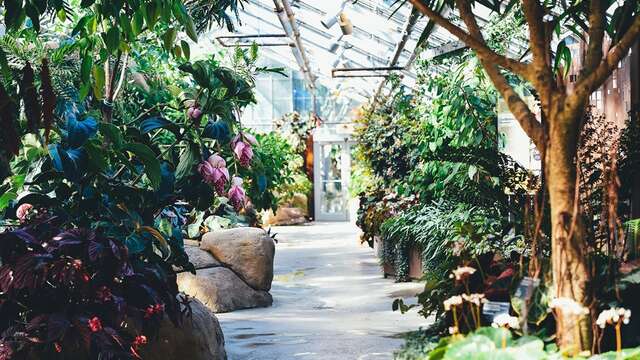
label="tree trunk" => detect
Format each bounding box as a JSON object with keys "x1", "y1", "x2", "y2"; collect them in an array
[{"x1": 545, "y1": 112, "x2": 592, "y2": 353}]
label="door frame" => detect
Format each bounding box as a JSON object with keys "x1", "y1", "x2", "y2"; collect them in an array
[{"x1": 313, "y1": 139, "x2": 353, "y2": 222}]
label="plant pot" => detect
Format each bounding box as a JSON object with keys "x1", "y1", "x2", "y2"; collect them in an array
[
  {"x1": 408, "y1": 245, "x2": 423, "y2": 280},
  {"x1": 383, "y1": 261, "x2": 396, "y2": 278}
]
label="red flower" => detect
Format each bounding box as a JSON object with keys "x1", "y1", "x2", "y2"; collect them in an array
[
  {"x1": 132, "y1": 335, "x2": 147, "y2": 347},
  {"x1": 144, "y1": 303, "x2": 164, "y2": 318},
  {"x1": 88, "y1": 316, "x2": 102, "y2": 332},
  {"x1": 131, "y1": 335, "x2": 148, "y2": 359},
  {"x1": 71, "y1": 259, "x2": 83, "y2": 270}
]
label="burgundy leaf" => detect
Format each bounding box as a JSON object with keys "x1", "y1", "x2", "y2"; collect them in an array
[
  {"x1": 47, "y1": 313, "x2": 71, "y2": 342},
  {"x1": 88, "y1": 241, "x2": 104, "y2": 262}
]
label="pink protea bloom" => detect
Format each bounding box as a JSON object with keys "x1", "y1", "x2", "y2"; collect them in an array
[
  {"x1": 16, "y1": 203, "x2": 33, "y2": 223},
  {"x1": 228, "y1": 177, "x2": 246, "y2": 210},
  {"x1": 231, "y1": 134, "x2": 255, "y2": 167},
  {"x1": 198, "y1": 154, "x2": 230, "y2": 194}
]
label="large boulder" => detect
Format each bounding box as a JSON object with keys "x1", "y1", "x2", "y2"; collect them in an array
[
  {"x1": 200, "y1": 227, "x2": 275, "y2": 291},
  {"x1": 141, "y1": 298, "x2": 227, "y2": 360},
  {"x1": 185, "y1": 245, "x2": 221, "y2": 269},
  {"x1": 178, "y1": 267, "x2": 272, "y2": 313}
]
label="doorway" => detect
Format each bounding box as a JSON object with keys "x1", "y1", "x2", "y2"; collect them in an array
[{"x1": 313, "y1": 140, "x2": 352, "y2": 221}]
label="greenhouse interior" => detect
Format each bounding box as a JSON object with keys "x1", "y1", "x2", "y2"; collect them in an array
[{"x1": 0, "y1": 0, "x2": 639, "y2": 359}]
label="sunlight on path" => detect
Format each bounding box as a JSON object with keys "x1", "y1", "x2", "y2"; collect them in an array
[{"x1": 217, "y1": 222, "x2": 431, "y2": 360}]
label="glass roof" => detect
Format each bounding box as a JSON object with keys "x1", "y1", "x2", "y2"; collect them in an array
[{"x1": 202, "y1": 0, "x2": 467, "y2": 103}]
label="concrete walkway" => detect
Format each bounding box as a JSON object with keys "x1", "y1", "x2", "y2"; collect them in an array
[{"x1": 217, "y1": 222, "x2": 430, "y2": 360}]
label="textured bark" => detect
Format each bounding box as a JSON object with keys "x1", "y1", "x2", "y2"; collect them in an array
[{"x1": 546, "y1": 110, "x2": 591, "y2": 351}]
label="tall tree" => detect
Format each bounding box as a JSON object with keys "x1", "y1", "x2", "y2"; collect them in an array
[{"x1": 406, "y1": 0, "x2": 640, "y2": 352}]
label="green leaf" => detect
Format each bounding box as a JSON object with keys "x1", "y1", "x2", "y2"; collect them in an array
[
  {"x1": 0, "y1": 48, "x2": 12, "y2": 81},
  {"x1": 99, "y1": 123, "x2": 124, "y2": 149},
  {"x1": 162, "y1": 27, "x2": 177, "y2": 51},
  {"x1": 80, "y1": 52, "x2": 93, "y2": 83},
  {"x1": 92, "y1": 64, "x2": 105, "y2": 99},
  {"x1": 131, "y1": 10, "x2": 144, "y2": 35},
  {"x1": 187, "y1": 211, "x2": 204, "y2": 238},
  {"x1": 104, "y1": 27, "x2": 121, "y2": 53},
  {"x1": 84, "y1": 140, "x2": 108, "y2": 172},
  {"x1": 184, "y1": 17, "x2": 198, "y2": 42},
  {"x1": 0, "y1": 191, "x2": 17, "y2": 211},
  {"x1": 123, "y1": 142, "x2": 161, "y2": 189},
  {"x1": 175, "y1": 143, "x2": 199, "y2": 181},
  {"x1": 144, "y1": 2, "x2": 159, "y2": 30},
  {"x1": 181, "y1": 40, "x2": 191, "y2": 60},
  {"x1": 139, "y1": 116, "x2": 180, "y2": 136}
]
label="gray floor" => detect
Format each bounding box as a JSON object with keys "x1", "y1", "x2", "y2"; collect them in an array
[{"x1": 217, "y1": 222, "x2": 431, "y2": 360}]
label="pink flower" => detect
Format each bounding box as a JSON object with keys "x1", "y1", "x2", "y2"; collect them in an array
[
  {"x1": 228, "y1": 177, "x2": 246, "y2": 210},
  {"x1": 187, "y1": 106, "x2": 203, "y2": 120},
  {"x1": 16, "y1": 203, "x2": 33, "y2": 223},
  {"x1": 198, "y1": 154, "x2": 230, "y2": 194},
  {"x1": 231, "y1": 134, "x2": 255, "y2": 167}
]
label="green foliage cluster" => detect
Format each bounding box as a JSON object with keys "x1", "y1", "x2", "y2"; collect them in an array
[
  {"x1": 395, "y1": 327, "x2": 640, "y2": 360},
  {"x1": 355, "y1": 51, "x2": 534, "y2": 275},
  {"x1": 240, "y1": 131, "x2": 310, "y2": 212},
  {"x1": 0, "y1": 1, "x2": 302, "y2": 357},
  {"x1": 380, "y1": 201, "x2": 515, "y2": 282}
]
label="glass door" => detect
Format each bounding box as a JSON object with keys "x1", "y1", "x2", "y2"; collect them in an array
[{"x1": 314, "y1": 141, "x2": 351, "y2": 221}]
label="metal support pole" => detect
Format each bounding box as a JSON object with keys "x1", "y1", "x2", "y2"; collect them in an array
[
  {"x1": 371, "y1": 7, "x2": 420, "y2": 106},
  {"x1": 273, "y1": 0, "x2": 316, "y2": 90}
]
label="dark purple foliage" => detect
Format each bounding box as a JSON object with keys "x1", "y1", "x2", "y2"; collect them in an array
[{"x1": 0, "y1": 218, "x2": 182, "y2": 359}]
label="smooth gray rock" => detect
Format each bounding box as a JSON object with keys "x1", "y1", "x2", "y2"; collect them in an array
[
  {"x1": 178, "y1": 267, "x2": 272, "y2": 313},
  {"x1": 200, "y1": 227, "x2": 275, "y2": 291}
]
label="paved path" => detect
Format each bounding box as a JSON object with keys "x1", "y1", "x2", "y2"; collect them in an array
[{"x1": 217, "y1": 222, "x2": 430, "y2": 360}]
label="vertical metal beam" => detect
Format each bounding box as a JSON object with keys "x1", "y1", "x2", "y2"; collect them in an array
[{"x1": 371, "y1": 6, "x2": 420, "y2": 106}]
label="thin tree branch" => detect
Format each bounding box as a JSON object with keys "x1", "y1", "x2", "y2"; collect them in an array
[
  {"x1": 407, "y1": 0, "x2": 530, "y2": 77},
  {"x1": 522, "y1": 0, "x2": 550, "y2": 70},
  {"x1": 453, "y1": 0, "x2": 544, "y2": 149},
  {"x1": 112, "y1": 52, "x2": 129, "y2": 101},
  {"x1": 582, "y1": 0, "x2": 606, "y2": 75}
]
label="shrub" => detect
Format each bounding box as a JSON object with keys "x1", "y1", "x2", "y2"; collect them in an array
[{"x1": 0, "y1": 218, "x2": 184, "y2": 359}]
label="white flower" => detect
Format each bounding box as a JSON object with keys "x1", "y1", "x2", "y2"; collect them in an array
[
  {"x1": 462, "y1": 293, "x2": 487, "y2": 306},
  {"x1": 450, "y1": 266, "x2": 476, "y2": 281},
  {"x1": 443, "y1": 295, "x2": 463, "y2": 311},
  {"x1": 596, "y1": 307, "x2": 631, "y2": 328},
  {"x1": 548, "y1": 297, "x2": 590, "y2": 316},
  {"x1": 491, "y1": 313, "x2": 520, "y2": 329},
  {"x1": 448, "y1": 326, "x2": 459, "y2": 335}
]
